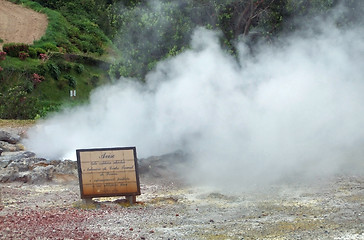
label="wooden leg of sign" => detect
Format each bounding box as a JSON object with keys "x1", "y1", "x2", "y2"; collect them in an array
[
  {"x1": 126, "y1": 196, "x2": 136, "y2": 205},
  {"x1": 82, "y1": 198, "x2": 93, "y2": 204}
]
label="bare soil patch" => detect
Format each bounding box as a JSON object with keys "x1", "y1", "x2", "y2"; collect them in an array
[{"x1": 0, "y1": 0, "x2": 48, "y2": 50}]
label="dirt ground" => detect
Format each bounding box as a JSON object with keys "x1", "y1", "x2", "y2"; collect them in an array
[
  {"x1": 1, "y1": 174, "x2": 364, "y2": 240},
  {"x1": 0, "y1": 123, "x2": 363, "y2": 239},
  {"x1": 0, "y1": 0, "x2": 48, "y2": 50}
]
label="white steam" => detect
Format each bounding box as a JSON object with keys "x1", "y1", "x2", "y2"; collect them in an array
[{"x1": 25, "y1": 15, "x2": 364, "y2": 189}]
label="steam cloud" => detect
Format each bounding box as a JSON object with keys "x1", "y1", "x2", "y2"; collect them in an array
[{"x1": 25, "y1": 9, "x2": 364, "y2": 189}]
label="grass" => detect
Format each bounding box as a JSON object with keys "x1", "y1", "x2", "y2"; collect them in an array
[
  {"x1": 1, "y1": 0, "x2": 115, "y2": 119},
  {"x1": 1, "y1": 54, "x2": 110, "y2": 101},
  {"x1": 0, "y1": 56, "x2": 40, "y2": 70},
  {"x1": 8, "y1": 0, "x2": 112, "y2": 55}
]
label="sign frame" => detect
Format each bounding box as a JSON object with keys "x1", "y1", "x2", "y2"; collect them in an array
[{"x1": 76, "y1": 147, "x2": 141, "y2": 199}]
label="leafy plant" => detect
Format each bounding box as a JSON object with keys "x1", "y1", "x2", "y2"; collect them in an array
[
  {"x1": 57, "y1": 61, "x2": 71, "y2": 72},
  {"x1": 32, "y1": 73, "x2": 45, "y2": 87},
  {"x1": 3, "y1": 43, "x2": 29, "y2": 57},
  {"x1": 64, "y1": 74, "x2": 77, "y2": 88},
  {"x1": 23, "y1": 80, "x2": 34, "y2": 93},
  {"x1": 0, "y1": 52, "x2": 5, "y2": 76},
  {"x1": 35, "y1": 47, "x2": 46, "y2": 56},
  {"x1": 0, "y1": 52, "x2": 6, "y2": 61},
  {"x1": 39, "y1": 42, "x2": 58, "y2": 52},
  {"x1": 37, "y1": 64, "x2": 48, "y2": 75},
  {"x1": 0, "y1": 85, "x2": 39, "y2": 119},
  {"x1": 74, "y1": 64, "x2": 84, "y2": 74},
  {"x1": 39, "y1": 53, "x2": 49, "y2": 62},
  {"x1": 19, "y1": 51, "x2": 29, "y2": 60},
  {"x1": 34, "y1": 102, "x2": 62, "y2": 119},
  {"x1": 28, "y1": 47, "x2": 37, "y2": 58},
  {"x1": 47, "y1": 62, "x2": 61, "y2": 80}
]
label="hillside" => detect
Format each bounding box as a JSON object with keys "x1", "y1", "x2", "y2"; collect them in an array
[
  {"x1": 0, "y1": 0, "x2": 48, "y2": 50},
  {"x1": 0, "y1": 0, "x2": 362, "y2": 120},
  {"x1": 0, "y1": 0, "x2": 114, "y2": 120}
]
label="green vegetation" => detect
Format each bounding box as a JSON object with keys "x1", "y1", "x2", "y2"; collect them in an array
[
  {"x1": 109, "y1": 0, "x2": 362, "y2": 81},
  {"x1": 1, "y1": 0, "x2": 363, "y2": 119},
  {"x1": 0, "y1": 0, "x2": 114, "y2": 119},
  {"x1": 8, "y1": 0, "x2": 111, "y2": 55},
  {"x1": 0, "y1": 52, "x2": 110, "y2": 119}
]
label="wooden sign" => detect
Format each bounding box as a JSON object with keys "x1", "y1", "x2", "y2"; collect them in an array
[{"x1": 76, "y1": 147, "x2": 141, "y2": 199}]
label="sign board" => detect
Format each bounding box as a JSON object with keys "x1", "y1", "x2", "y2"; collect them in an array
[
  {"x1": 70, "y1": 90, "x2": 76, "y2": 98},
  {"x1": 76, "y1": 147, "x2": 140, "y2": 199}
]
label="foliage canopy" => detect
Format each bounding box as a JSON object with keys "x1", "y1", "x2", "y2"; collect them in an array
[{"x1": 1, "y1": 0, "x2": 364, "y2": 119}]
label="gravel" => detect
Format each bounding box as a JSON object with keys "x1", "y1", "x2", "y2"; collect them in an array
[
  {"x1": 1, "y1": 174, "x2": 364, "y2": 239},
  {"x1": 0, "y1": 126, "x2": 363, "y2": 239}
]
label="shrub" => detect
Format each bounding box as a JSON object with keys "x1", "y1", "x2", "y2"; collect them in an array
[
  {"x1": 80, "y1": 40, "x2": 92, "y2": 53},
  {"x1": 32, "y1": 73, "x2": 45, "y2": 87},
  {"x1": 57, "y1": 61, "x2": 72, "y2": 72},
  {"x1": 40, "y1": 42, "x2": 58, "y2": 52},
  {"x1": 28, "y1": 47, "x2": 37, "y2": 58},
  {"x1": 0, "y1": 85, "x2": 39, "y2": 119},
  {"x1": 35, "y1": 48, "x2": 46, "y2": 56},
  {"x1": 0, "y1": 51, "x2": 6, "y2": 61},
  {"x1": 35, "y1": 102, "x2": 62, "y2": 119},
  {"x1": 65, "y1": 74, "x2": 77, "y2": 88},
  {"x1": 39, "y1": 53, "x2": 49, "y2": 62},
  {"x1": 3, "y1": 43, "x2": 29, "y2": 57},
  {"x1": 37, "y1": 64, "x2": 48, "y2": 75},
  {"x1": 19, "y1": 51, "x2": 29, "y2": 60},
  {"x1": 74, "y1": 63, "x2": 84, "y2": 74},
  {"x1": 24, "y1": 80, "x2": 34, "y2": 93},
  {"x1": 47, "y1": 62, "x2": 61, "y2": 80}
]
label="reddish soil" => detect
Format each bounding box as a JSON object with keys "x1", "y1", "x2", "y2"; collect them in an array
[{"x1": 0, "y1": 0, "x2": 48, "y2": 50}]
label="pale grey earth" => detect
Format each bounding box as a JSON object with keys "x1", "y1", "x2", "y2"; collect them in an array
[{"x1": 1, "y1": 127, "x2": 364, "y2": 239}]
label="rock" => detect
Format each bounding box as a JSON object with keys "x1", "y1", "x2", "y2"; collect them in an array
[
  {"x1": 31, "y1": 165, "x2": 55, "y2": 183},
  {"x1": 0, "y1": 171, "x2": 28, "y2": 183},
  {"x1": 0, "y1": 152, "x2": 51, "y2": 183},
  {"x1": 0, "y1": 141, "x2": 16, "y2": 152},
  {"x1": 0, "y1": 130, "x2": 20, "y2": 144},
  {"x1": 0, "y1": 164, "x2": 55, "y2": 184},
  {"x1": 0, "y1": 151, "x2": 36, "y2": 163},
  {"x1": 0, "y1": 152, "x2": 78, "y2": 183},
  {"x1": 0, "y1": 141, "x2": 24, "y2": 152},
  {"x1": 0, "y1": 129, "x2": 79, "y2": 183},
  {"x1": 0, "y1": 149, "x2": 189, "y2": 184},
  {"x1": 138, "y1": 150, "x2": 188, "y2": 178},
  {"x1": 49, "y1": 160, "x2": 78, "y2": 175}
]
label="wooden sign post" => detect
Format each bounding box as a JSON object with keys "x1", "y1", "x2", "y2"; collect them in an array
[{"x1": 76, "y1": 147, "x2": 141, "y2": 204}]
